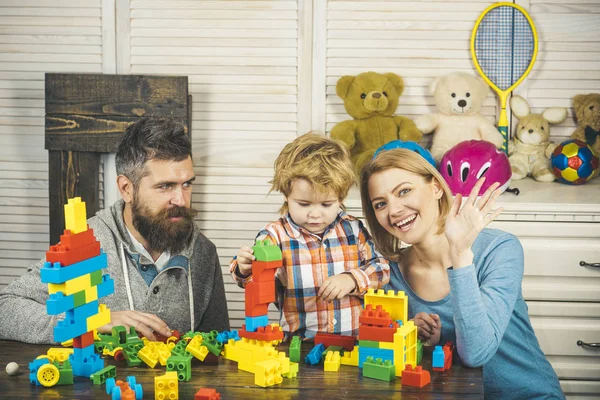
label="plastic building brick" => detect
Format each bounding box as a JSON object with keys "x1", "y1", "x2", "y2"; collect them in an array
[
  {"x1": 254, "y1": 359, "x2": 283, "y2": 387},
  {"x1": 64, "y1": 197, "x2": 88, "y2": 234},
  {"x1": 359, "y1": 321, "x2": 399, "y2": 343},
  {"x1": 432, "y1": 345, "x2": 445, "y2": 370},
  {"x1": 401, "y1": 365, "x2": 431, "y2": 388},
  {"x1": 69, "y1": 344, "x2": 104, "y2": 378},
  {"x1": 433, "y1": 342, "x2": 454, "y2": 372},
  {"x1": 47, "y1": 348, "x2": 74, "y2": 362},
  {"x1": 364, "y1": 289, "x2": 409, "y2": 325},
  {"x1": 358, "y1": 347, "x2": 394, "y2": 368},
  {"x1": 55, "y1": 360, "x2": 73, "y2": 385},
  {"x1": 359, "y1": 304, "x2": 393, "y2": 327},
  {"x1": 201, "y1": 330, "x2": 224, "y2": 356},
  {"x1": 358, "y1": 340, "x2": 379, "y2": 348},
  {"x1": 195, "y1": 388, "x2": 221, "y2": 400},
  {"x1": 283, "y1": 361, "x2": 298, "y2": 379},
  {"x1": 245, "y1": 299, "x2": 269, "y2": 318},
  {"x1": 340, "y1": 347, "x2": 359, "y2": 366},
  {"x1": 202, "y1": 352, "x2": 220, "y2": 366},
  {"x1": 45, "y1": 240, "x2": 101, "y2": 267},
  {"x1": 244, "y1": 315, "x2": 269, "y2": 333},
  {"x1": 417, "y1": 340, "x2": 423, "y2": 365},
  {"x1": 322, "y1": 346, "x2": 344, "y2": 361},
  {"x1": 57, "y1": 228, "x2": 96, "y2": 251},
  {"x1": 138, "y1": 344, "x2": 159, "y2": 368},
  {"x1": 48, "y1": 271, "x2": 94, "y2": 296},
  {"x1": 314, "y1": 332, "x2": 356, "y2": 351},
  {"x1": 289, "y1": 336, "x2": 301, "y2": 363},
  {"x1": 86, "y1": 303, "x2": 111, "y2": 332},
  {"x1": 106, "y1": 376, "x2": 143, "y2": 400},
  {"x1": 304, "y1": 343, "x2": 325, "y2": 365},
  {"x1": 41, "y1": 251, "x2": 105, "y2": 283},
  {"x1": 216, "y1": 330, "x2": 240, "y2": 344},
  {"x1": 363, "y1": 357, "x2": 396, "y2": 382},
  {"x1": 157, "y1": 342, "x2": 175, "y2": 366},
  {"x1": 239, "y1": 324, "x2": 283, "y2": 344},
  {"x1": 252, "y1": 239, "x2": 283, "y2": 262},
  {"x1": 166, "y1": 355, "x2": 192, "y2": 382},
  {"x1": 123, "y1": 342, "x2": 144, "y2": 367},
  {"x1": 186, "y1": 335, "x2": 208, "y2": 361},
  {"x1": 155, "y1": 371, "x2": 178, "y2": 400},
  {"x1": 392, "y1": 320, "x2": 418, "y2": 377},
  {"x1": 323, "y1": 351, "x2": 341, "y2": 372},
  {"x1": 73, "y1": 331, "x2": 94, "y2": 349},
  {"x1": 245, "y1": 280, "x2": 276, "y2": 309},
  {"x1": 90, "y1": 365, "x2": 116, "y2": 385}
]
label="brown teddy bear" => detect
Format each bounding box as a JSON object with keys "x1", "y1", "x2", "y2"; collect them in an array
[
  {"x1": 571, "y1": 93, "x2": 600, "y2": 156},
  {"x1": 415, "y1": 72, "x2": 504, "y2": 163},
  {"x1": 330, "y1": 71, "x2": 422, "y2": 172},
  {"x1": 508, "y1": 95, "x2": 567, "y2": 182}
]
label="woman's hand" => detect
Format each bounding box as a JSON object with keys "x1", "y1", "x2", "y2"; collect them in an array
[
  {"x1": 318, "y1": 274, "x2": 357, "y2": 302},
  {"x1": 413, "y1": 312, "x2": 442, "y2": 346},
  {"x1": 445, "y1": 177, "x2": 503, "y2": 268}
]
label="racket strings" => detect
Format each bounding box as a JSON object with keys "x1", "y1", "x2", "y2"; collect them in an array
[{"x1": 474, "y1": 7, "x2": 535, "y2": 90}]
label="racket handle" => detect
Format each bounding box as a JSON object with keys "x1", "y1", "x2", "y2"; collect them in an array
[{"x1": 498, "y1": 109, "x2": 509, "y2": 155}]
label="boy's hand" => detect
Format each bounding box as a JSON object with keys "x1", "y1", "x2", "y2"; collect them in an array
[
  {"x1": 413, "y1": 312, "x2": 441, "y2": 346},
  {"x1": 318, "y1": 274, "x2": 357, "y2": 302},
  {"x1": 236, "y1": 245, "x2": 255, "y2": 276}
]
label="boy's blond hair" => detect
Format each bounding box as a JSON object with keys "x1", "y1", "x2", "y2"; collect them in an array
[
  {"x1": 271, "y1": 132, "x2": 356, "y2": 214},
  {"x1": 360, "y1": 148, "x2": 453, "y2": 262}
]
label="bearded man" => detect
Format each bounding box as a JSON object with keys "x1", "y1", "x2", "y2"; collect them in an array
[{"x1": 0, "y1": 118, "x2": 229, "y2": 343}]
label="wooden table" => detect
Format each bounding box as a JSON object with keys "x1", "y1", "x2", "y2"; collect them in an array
[{"x1": 0, "y1": 340, "x2": 483, "y2": 399}]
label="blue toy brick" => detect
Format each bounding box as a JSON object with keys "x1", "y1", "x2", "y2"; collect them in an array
[
  {"x1": 73, "y1": 344, "x2": 96, "y2": 363},
  {"x1": 432, "y1": 345, "x2": 445, "y2": 369},
  {"x1": 358, "y1": 347, "x2": 394, "y2": 368},
  {"x1": 70, "y1": 353, "x2": 104, "y2": 377},
  {"x1": 216, "y1": 330, "x2": 240, "y2": 344},
  {"x1": 28, "y1": 358, "x2": 51, "y2": 386},
  {"x1": 304, "y1": 343, "x2": 325, "y2": 365},
  {"x1": 54, "y1": 301, "x2": 100, "y2": 342},
  {"x1": 46, "y1": 277, "x2": 113, "y2": 315},
  {"x1": 244, "y1": 315, "x2": 268, "y2": 332},
  {"x1": 41, "y1": 252, "x2": 108, "y2": 284},
  {"x1": 96, "y1": 275, "x2": 115, "y2": 298}
]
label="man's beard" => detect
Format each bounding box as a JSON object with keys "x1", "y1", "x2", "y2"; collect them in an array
[{"x1": 131, "y1": 199, "x2": 198, "y2": 255}]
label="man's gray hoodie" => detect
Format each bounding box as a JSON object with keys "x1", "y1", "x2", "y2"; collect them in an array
[{"x1": 0, "y1": 199, "x2": 229, "y2": 344}]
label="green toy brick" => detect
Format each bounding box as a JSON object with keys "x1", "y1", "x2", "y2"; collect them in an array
[
  {"x1": 289, "y1": 336, "x2": 301, "y2": 363},
  {"x1": 90, "y1": 270, "x2": 103, "y2": 286},
  {"x1": 167, "y1": 355, "x2": 192, "y2": 382},
  {"x1": 73, "y1": 290, "x2": 86, "y2": 308},
  {"x1": 359, "y1": 340, "x2": 380, "y2": 348},
  {"x1": 417, "y1": 340, "x2": 423, "y2": 365},
  {"x1": 321, "y1": 345, "x2": 344, "y2": 361},
  {"x1": 55, "y1": 360, "x2": 74, "y2": 385},
  {"x1": 202, "y1": 330, "x2": 223, "y2": 356},
  {"x1": 90, "y1": 365, "x2": 116, "y2": 385},
  {"x1": 252, "y1": 239, "x2": 282, "y2": 262},
  {"x1": 171, "y1": 340, "x2": 192, "y2": 358},
  {"x1": 363, "y1": 356, "x2": 396, "y2": 382},
  {"x1": 122, "y1": 342, "x2": 143, "y2": 367}
]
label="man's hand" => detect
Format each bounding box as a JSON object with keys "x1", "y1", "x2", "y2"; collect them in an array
[
  {"x1": 236, "y1": 245, "x2": 254, "y2": 276},
  {"x1": 318, "y1": 274, "x2": 357, "y2": 302},
  {"x1": 413, "y1": 312, "x2": 442, "y2": 347},
  {"x1": 99, "y1": 310, "x2": 171, "y2": 341}
]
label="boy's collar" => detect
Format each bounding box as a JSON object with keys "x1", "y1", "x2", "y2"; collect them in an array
[{"x1": 282, "y1": 211, "x2": 345, "y2": 239}]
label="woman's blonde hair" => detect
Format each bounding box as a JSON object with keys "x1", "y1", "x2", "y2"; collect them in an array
[
  {"x1": 271, "y1": 132, "x2": 356, "y2": 214},
  {"x1": 360, "y1": 148, "x2": 453, "y2": 262}
]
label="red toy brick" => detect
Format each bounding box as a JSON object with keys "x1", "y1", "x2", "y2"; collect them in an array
[
  {"x1": 195, "y1": 387, "x2": 221, "y2": 400},
  {"x1": 238, "y1": 324, "x2": 284, "y2": 342},
  {"x1": 401, "y1": 365, "x2": 431, "y2": 388},
  {"x1": 434, "y1": 341, "x2": 454, "y2": 372},
  {"x1": 73, "y1": 331, "x2": 95, "y2": 349},
  {"x1": 246, "y1": 280, "x2": 275, "y2": 305},
  {"x1": 314, "y1": 333, "x2": 356, "y2": 351},
  {"x1": 251, "y1": 260, "x2": 280, "y2": 283},
  {"x1": 202, "y1": 352, "x2": 219, "y2": 365},
  {"x1": 359, "y1": 322, "x2": 399, "y2": 343},
  {"x1": 359, "y1": 304, "x2": 393, "y2": 327},
  {"x1": 59, "y1": 228, "x2": 96, "y2": 250},
  {"x1": 46, "y1": 240, "x2": 101, "y2": 267}
]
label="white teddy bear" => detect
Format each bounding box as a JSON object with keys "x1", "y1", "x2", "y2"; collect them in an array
[
  {"x1": 415, "y1": 72, "x2": 504, "y2": 163},
  {"x1": 508, "y1": 95, "x2": 567, "y2": 182}
]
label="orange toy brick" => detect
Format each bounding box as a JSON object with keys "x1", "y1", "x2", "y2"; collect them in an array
[
  {"x1": 401, "y1": 365, "x2": 431, "y2": 388},
  {"x1": 72, "y1": 331, "x2": 94, "y2": 349},
  {"x1": 238, "y1": 324, "x2": 284, "y2": 343},
  {"x1": 359, "y1": 322, "x2": 399, "y2": 343},
  {"x1": 195, "y1": 388, "x2": 221, "y2": 400},
  {"x1": 245, "y1": 300, "x2": 268, "y2": 318},
  {"x1": 246, "y1": 280, "x2": 275, "y2": 306},
  {"x1": 314, "y1": 333, "x2": 356, "y2": 351},
  {"x1": 46, "y1": 240, "x2": 101, "y2": 267},
  {"x1": 59, "y1": 228, "x2": 96, "y2": 251},
  {"x1": 251, "y1": 260, "x2": 281, "y2": 283},
  {"x1": 359, "y1": 304, "x2": 393, "y2": 327}
]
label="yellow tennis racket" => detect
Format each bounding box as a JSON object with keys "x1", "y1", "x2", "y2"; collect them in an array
[{"x1": 471, "y1": 2, "x2": 538, "y2": 154}]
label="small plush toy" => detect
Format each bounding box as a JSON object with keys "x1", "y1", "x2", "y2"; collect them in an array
[
  {"x1": 508, "y1": 95, "x2": 567, "y2": 182},
  {"x1": 415, "y1": 72, "x2": 504, "y2": 163},
  {"x1": 570, "y1": 93, "x2": 600, "y2": 157},
  {"x1": 330, "y1": 71, "x2": 422, "y2": 172}
]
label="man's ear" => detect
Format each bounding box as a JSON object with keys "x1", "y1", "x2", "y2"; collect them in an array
[{"x1": 117, "y1": 175, "x2": 134, "y2": 203}]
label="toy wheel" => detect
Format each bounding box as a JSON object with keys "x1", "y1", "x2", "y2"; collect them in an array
[
  {"x1": 134, "y1": 384, "x2": 143, "y2": 400},
  {"x1": 113, "y1": 350, "x2": 124, "y2": 362},
  {"x1": 111, "y1": 386, "x2": 122, "y2": 400},
  {"x1": 37, "y1": 363, "x2": 60, "y2": 387},
  {"x1": 126, "y1": 376, "x2": 137, "y2": 387},
  {"x1": 106, "y1": 377, "x2": 116, "y2": 395}
]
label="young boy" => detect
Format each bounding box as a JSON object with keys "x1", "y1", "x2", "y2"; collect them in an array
[{"x1": 229, "y1": 133, "x2": 390, "y2": 338}]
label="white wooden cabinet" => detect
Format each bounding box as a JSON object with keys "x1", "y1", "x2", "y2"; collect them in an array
[{"x1": 346, "y1": 177, "x2": 600, "y2": 399}]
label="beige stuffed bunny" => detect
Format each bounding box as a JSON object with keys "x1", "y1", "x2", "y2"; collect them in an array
[{"x1": 508, "y1": 95, "x2": 567, "y2": 182}]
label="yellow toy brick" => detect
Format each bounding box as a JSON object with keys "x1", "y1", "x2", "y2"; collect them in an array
[
  {"x1": 86, "y1": 304, "x2": 110, "y2": 332},
  {"x1": 139, "y1": 344, "x2": 159, "y2": 368},
  {"x1": 324, "y1": 351, "x2": 341, "y2": 372},
  {"x1": 283, "y1": 361, "x2": 298, "y2": 379},
  {"x1": 47, "y1": 348, "x2": 73, "y2": 363},
  {"x1": 157, "y1": 342, "x2": 174, "y2": 366},
  {"x1": 186, "y1": 336, "x2": 208, "y2": 361},
  {"x1": 254, "y1": 359, "x2": 283, "y2": 388},
  {"x1": 379, "y1": 341, "x2": 394, "y2": 350},
  {"x1": 49, "y1": 272, "x2": 93, "y2": 296},
  {"x1": 393, "y1": 320, "x2": 418, "y2": 377},
  {"x1": 155, "y1": 371, "x2": 178, "y2": 400},
  {"x1": 64, "y1": 197, "x2": 87, "y2": 234},
  {"x1": 340, "y1": 348, "x2": 359, "y2": 366},
  {"x1": 364, "y1": 289, "x2": 409, "y2": 324},
  {"x1": 223, "y1": 339, "x2": 240, "y2": 362},
  {"x1": 85, "y1": 285, "x2": 98, "y2": 303}
]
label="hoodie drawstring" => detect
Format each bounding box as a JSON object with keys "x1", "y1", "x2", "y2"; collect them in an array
[{"x1": 120, "y1": 242, "x2": 135, "y2": 311}]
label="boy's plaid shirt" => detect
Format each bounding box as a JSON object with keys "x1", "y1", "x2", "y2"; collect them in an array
[{"x1": 230, "y1": 212, "x2": 390, "y2": 338}]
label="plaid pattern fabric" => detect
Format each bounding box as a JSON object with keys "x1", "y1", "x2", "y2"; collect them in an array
[
  {"x1": 230, "y1": 212, "x2": 389, "y2": 338},
  {"x1": 474, "y1": 5, "x2": 535, "y2": 90}
]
